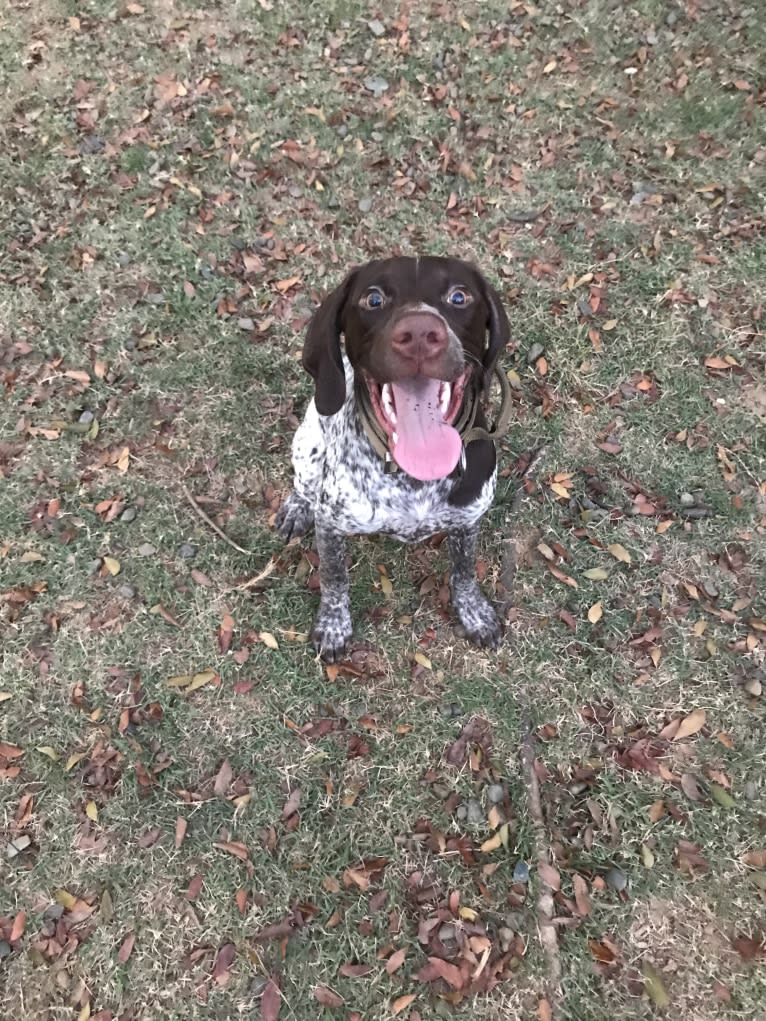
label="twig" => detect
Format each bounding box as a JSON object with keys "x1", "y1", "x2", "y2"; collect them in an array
[
  {"x1": 180, "y1": 483, "x2": 254, "y2": 557},
  {"x1": 520, "y1": 720, "x2": 561, "y2": 1018},
  {"x1": 222, "y1": 556, "x2": 278, "y2": 594}
]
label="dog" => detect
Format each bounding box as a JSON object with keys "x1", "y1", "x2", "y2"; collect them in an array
[{"x1": 276, "y1": 255, "x2": 510, "y2": 661}]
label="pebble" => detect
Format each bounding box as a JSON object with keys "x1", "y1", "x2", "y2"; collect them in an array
[
  {"x1": 605, "y1": 867, "x2": 628, "y2": 892},
  {"x1": 504, "y1": 911, "x2": 524, "y2": 930},
  {"x1": 680, "y1": 492, "x2": 696, "y2": 507},
  {"x1": 78, "y1": 410, "x2": 95, "y2": 425},
  {"x1": 364, "y1": 76, "x2": 389, "y2": 97},
  {"x1": 438, "y1": 923, "x2": 456, "y2": 943},
  {"x1": 487, "y1": 784, "x2": 504, "y2": 804},
  {"x1": 368, "y1": 18, "x2": 386, "y2": 36},
  {"x1": 449, "y1": 702, "x2": 464, "y2": 718},
  {"x1": 456, "y1": 803, "x2": 468, "y2": 821},
  {"x1": 86, "y1": 559, "x2": 102, "y2": 576},
  {"x1": 744, "y1": 678, "x2": 762, "y2": 697},
  {"x1": 136, "y1": 543, "x2": 157, "y2": 558},
  {"x1": 466, "y1": 798, "x2": 483, "y2": 826},
  {"x1": 237, "y1": 317, "x2": 255, "y2": 331},
  {"x1": 117, "y1": 584, "x2": 136, "y2": 600},
  {"x1": 178, "y1": 543, "x2": 197, "y2": 560},
  {"x1": 526, "y1": 342, "x2": 545, "y2": 365},
  {"x1": 432, "y1": 782, "x2": 451, "y2": 800},
  {"x1": 43, "y1": 903, "x2": 65, "y2": 922},
  {"x1": 498, "y1": 927, "x2": 514, "y2": 951},
  {"x1": 744, "y1": 780, "x2": 758, "y2": 800},
  {"x1": 512, "y1": 861, "x2": 530, "y2": 884},
  {"x1": 120, "y1": 506, "x2": 137, "y2": 524},
  {"x1": 0, "y1": 940, "x2": 10, "y2": 961},
  {"x1": 79, "y1": 134, "x2": 105, "y2": 155},
  {"x1": 358, "y1": 196, "x2": 372, "y2": 213}
]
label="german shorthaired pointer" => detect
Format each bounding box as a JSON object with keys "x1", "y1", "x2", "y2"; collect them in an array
[{"x1": 276, "y1": 256, "x2": 510, "y2": 661}]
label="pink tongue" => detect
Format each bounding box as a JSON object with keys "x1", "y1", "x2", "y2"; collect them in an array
[{"x1": 390, "y1": 378, "x2": 462, "y2": 481}]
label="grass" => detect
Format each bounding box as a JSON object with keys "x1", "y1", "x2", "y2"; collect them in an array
[{"x1": 1, "y1": 0, "x2": 764, "y2": 1018}]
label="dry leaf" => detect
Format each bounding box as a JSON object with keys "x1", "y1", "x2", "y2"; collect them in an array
[
  {"x1": 117, "y1": 932, "x2": 136, "y2": 963},
  {"x1": 392, "y1": 994, "x2": 416, "y2": 1015},
  {"x1": 214, "y1": 759, "x2": 233, "y2": 798},
  {"x1": 608, "y1": 543, "x2": 632, "y2": 563},
  {"x1": 261, "y1": 977, "x2": 281, "y2": 1020},
  {"x1": 673, "y1": 709, "x2": 706, "y2": 740},
  {"x1": 386, "y1": 947, "x2": 407, "y2": 974},
  {"x1": 314, "y1": 985, "x2": 344, "y2": 1007},
  {"x1": 538, "y1": 862, "x2": 561, "y2": 890},
  {"x1": 588, "y1": 601, "x2": 603, "y2": 624},
  {"x1": 573, "y1": 874, "x2": 592, "y2": 916}
]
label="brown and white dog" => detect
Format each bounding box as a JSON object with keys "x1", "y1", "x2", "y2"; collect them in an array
[{"x1": 276, "y1": 256, "x2": 510, "y2": 660}]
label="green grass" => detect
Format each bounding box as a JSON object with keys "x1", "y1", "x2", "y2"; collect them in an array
[{"x1": 1, "y1": 1, "x2": 765, "y2": 1018}]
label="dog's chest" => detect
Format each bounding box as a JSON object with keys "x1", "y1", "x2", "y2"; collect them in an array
[{"x1": 292, "y1": 394, "x2": 496, "y2": 542}]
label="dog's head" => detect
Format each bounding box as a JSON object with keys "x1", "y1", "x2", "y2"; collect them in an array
[{"x1": 302, "y1": 256, "x2": 510, "y2": 481}]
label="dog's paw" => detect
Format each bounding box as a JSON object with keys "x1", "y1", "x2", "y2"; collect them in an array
[
  {"x1": 276, "y1": 493, "x2": 314, "y2": 542},
  {"x1": 312, "y1": 607, "x2": 353, "y2": 663},
  {"x1": 452, "y1": 587, "x2": 501, "y2": 648}
]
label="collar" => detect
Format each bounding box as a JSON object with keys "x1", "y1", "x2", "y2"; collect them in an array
[{"x1": 354, "y1": 366, "x2": 513, "y2": 474}]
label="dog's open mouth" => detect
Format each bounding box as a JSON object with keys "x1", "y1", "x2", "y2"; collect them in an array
[{"x1": 365, "y1": 368, "x2": 471, "y2": 481}]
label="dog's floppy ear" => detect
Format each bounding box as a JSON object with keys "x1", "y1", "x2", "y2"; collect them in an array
[
  {"x1": 479, "y1": 276, "x2": 510, "y2": 383},
  {"x1": 302, "y1": 269, "x2": 358, "y2": 416}
]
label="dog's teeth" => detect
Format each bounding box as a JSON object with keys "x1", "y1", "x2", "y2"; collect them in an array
[
  {"x1": 439, "y1": 382, "x2": 451, "y2": 414},
  {"x1": 392, "y1": 431, "x2": 398, "y2": 445},
  {"x1": 381, "y1": 384, "x2": 397, "y2": 423}
]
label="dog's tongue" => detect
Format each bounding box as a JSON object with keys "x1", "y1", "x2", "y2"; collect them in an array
[{"x1": 390, "y1": 378, "x2": 462, "y2": 481}]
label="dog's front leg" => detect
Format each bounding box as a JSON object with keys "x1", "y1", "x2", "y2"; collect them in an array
[
  {"x1": 448, "y1": 523, "x2": 501, "y2": 648},
  {"x1": 313, "y1": 521, "x2": 353, "y2": 662}
]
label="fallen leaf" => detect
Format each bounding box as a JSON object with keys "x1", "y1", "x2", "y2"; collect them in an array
[
  {"x1": 10, "y1": 910, "x2": 26, "y2": 943},
  {"x1": 314, "y1": 985, "x2": 344, "y2": 1007},
  {"x1": 673, "y1": 709, "x2": 706, "y2": 741},
  {"x1": 339, "y1": 962, "x2": 374, "y2": 978},
  {"x1": 538, "y1": 998, "x2": 553, "y2": 1021},
  {"x1": 643, "y1": 960, "x2": 670, "y2": 1007},
  {"x1": 386, "y1": 947, "x2": 407, "y2": 974},
  {"x1": 85, "y1": 800, "x2": 98, "y2": 822},
  {"x1": 261, "y1": 977, "x2": 281, "y2": 1020},
  {"x1": 117, "y1": 932, "x2": 136, "y2": 964},
  {"x1": 583, "y1": 567, "x2": 610, "y2": 581},
  {"x1": 608, "y1": 543, "x2": 632, "y2": 564},
  {"x1": 538, "y1": 862, "x2": 561, "y2": 891},
  {"x1": 573, "y1": 874, "x2": 592, "y2": 916},
  {"x1": 175, "y1": 817, "x2": 187, "y2": 848},
  {"x1": 588, "y1": 602, "x2": 603, "y2": 624},
  {"x1": 260, "y1": 631, "x2": 279, "y2": 650},
  {"x1": 741, "y1": 851, "x2": 766, "y2": 869},
  {"x1": 214, "y1": 759, "x2": 233, "y2": 798},
  {"x1": 392, "y1": 994, "x2": 416, "y2": 1015},
  {"x1": 420, "y1": 956, "x2": 464, "y2": 989},
  {"x1": 213, "y1": 943, "x2": 236, "y2": 985},
  {"x1": 103, "y1": 556, "x2": 120, "y2": 576},
  {"x1": 732, "y1": 935, "x2": 766, "y2": 961}
]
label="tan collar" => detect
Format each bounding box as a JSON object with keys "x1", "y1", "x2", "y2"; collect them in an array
[{"x1": 354, "y1": 367, "x2": 513, "y2": 474}]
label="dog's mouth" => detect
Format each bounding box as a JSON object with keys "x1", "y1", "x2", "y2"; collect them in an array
[{"x1": 365, "y1": 368, "x2": 471, "y2": 481}]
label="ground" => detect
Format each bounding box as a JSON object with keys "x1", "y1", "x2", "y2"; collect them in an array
[{"x1": 1, "y1": 1, "x2": 765, "y2": 1019}]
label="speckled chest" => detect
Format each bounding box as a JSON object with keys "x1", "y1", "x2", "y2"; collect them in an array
[{"x1": 292, "y1": 390, "x2": 496, "y2": 543}]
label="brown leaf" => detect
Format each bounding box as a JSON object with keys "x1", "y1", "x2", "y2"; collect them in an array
[
  {"x1": 680, "y1": 773, "x2": 704, "y2": 802},
  {"x1": 0, "y1": 742, "x2": 23, "y2": 758},
  {"x1": 10, "y1": 910, "x2": 26, "y2": 943},
  {"x1": 214, "y1": 759, "x2": 233, "y2": 798},
  {"x1": 648, "y1": 800, "x2": 665, "y2": 823},
  {"x1": 313, "y1": 985, "x2": 344, "y2": 1007},
  {"x1": 235, "y1": 888, "x2": 248, "y2": 915},
  {"x1": 175, "y1": 817, "x2": 187, "y2": 848},
  {"x1": 419, "y1": 956, "x2": 464, "y2": 989},
  {"x1": 261, "y1": 977, "x2": 281, "y2": 1020},
  {"x1": 548, "y1": 563, "x2": 579, "y2": 588},
  {"x1": 673, "y1": 709, "x2": 706, "y2": 740},
  {"x1": 253, "y1": 917, "x2": 295, "y2": 943},
  {"x1": 392, "y1": 994, "x2": 416, "y2": 1015},
  {"x1": 573, "y1": 874, "x2": 592, "y2": 916},
  {"x1": 339, "y1": 963, "x2": 374, "y2": 978},
  {"x1": 213, "y1": 840, "x2": 249, "y2": 862},
  {"x1": 741, "y1": 851, "x2": 766, "y2": 869},
  {"x1": 185, "y1": 873, "x2": 204, "y2": 900},
  {"x1": 212, "y1": 942, "x2": 236, "y2": 985},
  {"x1": 732, "y1": 934, "x2": 766, "y2": 961},
  {"x1": 538, "y1": 999, "x2": 553, "y2": 1021},
  {"x1": 282, "y1": 787, "x2": 301, "y2": 819},
  {"x1": 117, "y1": 932, "x2": 136, "y2": 963},
  {"x1": 386, "y1": 947, "x2": 407, "y2": 974},
  {"x1": 538, "y1": 862, "x2": 561, "y2": 891}
]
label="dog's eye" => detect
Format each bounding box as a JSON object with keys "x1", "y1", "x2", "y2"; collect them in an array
[
  {"x1": 446, "y1": 286, "x2": 472, "y2": 307},
  {"x1": 361, "y1": 288, "x2": 386, "y2": 310}
]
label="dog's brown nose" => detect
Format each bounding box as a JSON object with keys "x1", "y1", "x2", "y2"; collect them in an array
[{"x1": 391, "y1": 312, "x2": 448, "y2": 362}]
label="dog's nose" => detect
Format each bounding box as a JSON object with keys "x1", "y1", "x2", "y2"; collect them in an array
[{"x1": 391, "y1": 312, "x2": 448, "y2": 362}]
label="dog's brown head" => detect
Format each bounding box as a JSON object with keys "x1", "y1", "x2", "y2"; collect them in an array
[{"x1": 302, "y1": 256, "x2": 509, "y2": 481}]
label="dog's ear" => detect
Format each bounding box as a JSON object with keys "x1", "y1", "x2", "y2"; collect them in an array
[
  {"x1": 478, "y1": 276, "x2": 510, "y2": 383},
  {"x1": 302, "y1": 269, "x2": 358, "y2": 415}
]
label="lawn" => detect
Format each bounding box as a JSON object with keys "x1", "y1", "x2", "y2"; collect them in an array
[{"x1": 1, "y1": 1, "x2": 764, "y2": 1018}]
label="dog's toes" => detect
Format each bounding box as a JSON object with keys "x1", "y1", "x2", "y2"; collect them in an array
[
  {"x1": 276, "y1": 494, "x2": 314, "y2": 542},
  {"x1": 312, "y1": 610, "x2": 353, "y2": 663},
  {"x1": 453, "y1": 591, "x2": 502, "y2": 649}
]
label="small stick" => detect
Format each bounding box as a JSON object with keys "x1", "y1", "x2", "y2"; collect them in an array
[
  {"x1": 520, "y1": 722, "x2": 561, "y2": 1017},
  {"x1": 180, "y1": 483, "x2": 253, "y2": 557},
  {"x1": 223, "y1": 556, "x2": 278, "y2": 594}
]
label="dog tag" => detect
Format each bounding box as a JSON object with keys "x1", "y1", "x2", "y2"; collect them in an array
[{"x1": 384, "y1": 451, "x2": 398, "y2": 474}]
